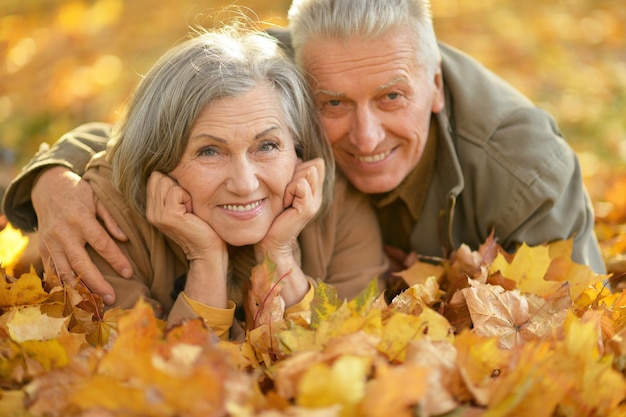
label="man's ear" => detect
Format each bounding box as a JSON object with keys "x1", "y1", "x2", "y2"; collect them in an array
[{"x1": 431, "y1": 69, "x2": 445, "y2": 114}]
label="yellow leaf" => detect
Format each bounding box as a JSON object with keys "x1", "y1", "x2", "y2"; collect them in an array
[
  {"x1": 393, "y1": 259, "x2": 445, "y2": 287},
  {"x1": 4, "y1": 305, "x2": 67, "y2": 342},
  {"x1": 310, "y1": 280, "x2": 340, "y2": 329},
  {"x1": 0, "y1": 223, "x2": 29, "y2": 274},
  {"x1": 297, "y1": 355, "x2": 370, "y2": 417},
  {"x1": 0, "y1": 270, "x2": 49, "y2": 308},
  {"x1": 361, "y1": 361, "x2": 429, "y2": 417},
  {"x1": 489, "y1": 242, "x2": 560, "y2": 297},
  {"x1": 348, "y1": 277, "x2": 380, "y2": 315}
]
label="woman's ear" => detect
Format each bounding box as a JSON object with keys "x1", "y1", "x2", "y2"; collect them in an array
[{"x1": 295, "y1": 142, "x2": 304, "y2": 159}]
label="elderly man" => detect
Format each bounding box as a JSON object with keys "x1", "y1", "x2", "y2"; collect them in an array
[{"x1": 2, "y1": 0, "x2": 605, "y2": 304}]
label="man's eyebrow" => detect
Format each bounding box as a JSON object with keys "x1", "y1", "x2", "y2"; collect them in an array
[
  {"x1": 377, "y1": 76, "x2": 407, "y2": 92},
  {"x1": 314, "y1": 89, "x2": 346, "y2": 98}
]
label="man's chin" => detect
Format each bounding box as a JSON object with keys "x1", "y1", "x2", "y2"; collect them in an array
[{"x1": 348, "y1": 175, "x2": 402, "y2": 195}]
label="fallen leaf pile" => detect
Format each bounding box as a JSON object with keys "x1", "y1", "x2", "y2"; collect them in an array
[{"x1": 1, "y1": 234, "x2": 625, "y2": 417}]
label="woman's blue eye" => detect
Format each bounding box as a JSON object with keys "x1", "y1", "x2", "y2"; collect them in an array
[
  {"x1": 260, "y1": 141, "x2": 279, "y2": 152},
  {"x1": 199, "y1": 147, "x2": 217, "y2": 156}
]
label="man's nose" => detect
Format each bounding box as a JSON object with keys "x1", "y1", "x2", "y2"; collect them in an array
[
  {"x1": 226, "y1": 156, "x2": 259, "y2": 195},
  {"x1": 349, "y1": 106, "x2": 385, "y2": 153}
]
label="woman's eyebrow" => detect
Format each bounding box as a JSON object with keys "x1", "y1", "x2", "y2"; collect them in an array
[{"x1": 255, "y1": 125, "x2": 282, "y2": 140}]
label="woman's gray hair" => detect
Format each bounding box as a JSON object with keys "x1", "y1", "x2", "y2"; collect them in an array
[
  {"x1": 108, "y1": 24, "x2": 334, "y2": 217},
  {"x1": 287, "y1": 0, "x2": 440, "y2": 78}
]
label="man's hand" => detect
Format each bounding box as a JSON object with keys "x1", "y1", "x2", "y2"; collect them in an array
[{"x1": 32, "y1": 166, "x2": 133, "y2": 304}]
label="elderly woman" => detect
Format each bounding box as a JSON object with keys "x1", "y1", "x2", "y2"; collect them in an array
[{"x1": 73, "y1": 25, "x2": 387, "y2": 339}]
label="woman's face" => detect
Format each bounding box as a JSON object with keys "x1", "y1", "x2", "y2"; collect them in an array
[{"x1": 169, "y1": 83, "x2": 299, "y2": 246}]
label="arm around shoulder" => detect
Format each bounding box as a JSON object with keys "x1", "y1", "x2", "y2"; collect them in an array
[{"x1": 2, "y1": 122, "x2": 111, "y2": 231}]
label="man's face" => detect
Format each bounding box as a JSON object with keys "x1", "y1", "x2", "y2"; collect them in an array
[{"x1": 303, "y1": 30, "x2": 444, "y2": 194}]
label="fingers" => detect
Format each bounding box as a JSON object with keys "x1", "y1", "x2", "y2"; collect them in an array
[
  {"x1": 96, "y1": 199, "x2": 128, "y2": 242},
  {"x1": 31, "y1": 167, "x2": 123, "y2": 304},
  {"x1": 284, "y1": 158, "x2": 325, "y2": 213},
  {"x1": 39, "y1": 234, "x2": 117, "y2": 304}
]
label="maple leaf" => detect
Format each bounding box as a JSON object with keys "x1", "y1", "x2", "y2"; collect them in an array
[
  {"x1": 246, "y1": 255, "x2": 287, "y2": 329},
  {"x1": 489, "y1": 242, "x2": 563, "y2": 297},
  {"x1": 347, "y1": 277, "x2": 380, "y2": 315},
  {"x1": 0, "y1": 269, "x2": 49, "y2": 308},
  {"x1": 310, "y1": 280, "x2": 340, "y2": 329},
  {"x1": 463, "y1": 279, "x2": 569, "y2": 349}
]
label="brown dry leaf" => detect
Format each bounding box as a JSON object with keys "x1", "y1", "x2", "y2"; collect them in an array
[
  {"x1": 246, "y1": 255, "x2": 286, "y2": 329},
  {"x1": 463, "y1": 279, "x2": 569, "y2": 349}
]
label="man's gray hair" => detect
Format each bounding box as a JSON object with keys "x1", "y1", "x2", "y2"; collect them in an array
[{"x1": 288, "y1": 0, "x2": 440, "y2": 77}]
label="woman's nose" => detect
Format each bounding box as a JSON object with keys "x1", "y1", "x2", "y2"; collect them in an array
[{"x1": 226, "y1": 156, "x2": 259, "y2": 195}]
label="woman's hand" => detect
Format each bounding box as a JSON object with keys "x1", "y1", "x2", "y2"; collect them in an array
[
  {"x1": 254, "y1": 158, "x2": 325, "y2": 306},
  {"x1": 146, "y1": 171, "x2": 228, "y2": 308}
]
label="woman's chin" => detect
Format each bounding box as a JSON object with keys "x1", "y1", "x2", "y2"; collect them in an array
[{"x1": 222, "y1": 232, "x2": 265, "y2": 247}]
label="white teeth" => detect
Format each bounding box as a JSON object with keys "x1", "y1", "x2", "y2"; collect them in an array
[
  {"x1": 355, "y1": 150, "x2": 391, "y2": 163},
  {"x1": 222, "y1": 200, "x2": 261, "y2": 212}
]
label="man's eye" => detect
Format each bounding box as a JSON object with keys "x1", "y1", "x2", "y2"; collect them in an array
[
  {"x1": 387, "y1": 93, "x2": 400, "y2": 100},
  {"x1": 328, "y1": 99, "x2": 341, "y2": 107}
]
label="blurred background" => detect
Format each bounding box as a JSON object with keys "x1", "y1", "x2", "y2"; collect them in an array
[{"x1": 1, "y1": 0, "x2": 625, "y2": 181}]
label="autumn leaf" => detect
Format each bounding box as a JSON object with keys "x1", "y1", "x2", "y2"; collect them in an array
[
  {"x1": 296, "y1": 354, "x2": 371, "y2": 417},
  {"x1": 489, "y1": 242, "x2": 562, "y2": 297},
  {"x1": 246, "y1": 255, "x2": 286, "y2": 329},
  {"x1": 462, "y1": 279, "x2": 569, "y2": 349},
  {"x1": 360, "y1": 360, "x2": 429, "y2": 417},
  {"x1": 0, "y1": 223, "x2": 30, "y2": 276},
  {"x1": 310, "y1": 280, "x2": 340, "y2": 329},
  {"x1": 347, "y1": 277, "x2": 380, "y2": 315},
  {"x1": 553, "y1": 310, "x2": 626, "y2": 416},
  {"x1": 0, "y1": 270, "x2": 49, "y2": 308}
]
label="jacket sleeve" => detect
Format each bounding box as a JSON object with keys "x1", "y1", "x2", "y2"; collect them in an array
[
  {"x1": 461, "y1": 107, "x2": 606, "y2": 274},
  {"x1": 1, "y1": 122, "x2": 111, "y2": 232}
]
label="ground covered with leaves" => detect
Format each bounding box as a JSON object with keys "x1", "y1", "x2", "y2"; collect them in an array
[{"x1": 1, "y1": 228, "x2": 625, "y2": 416}]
